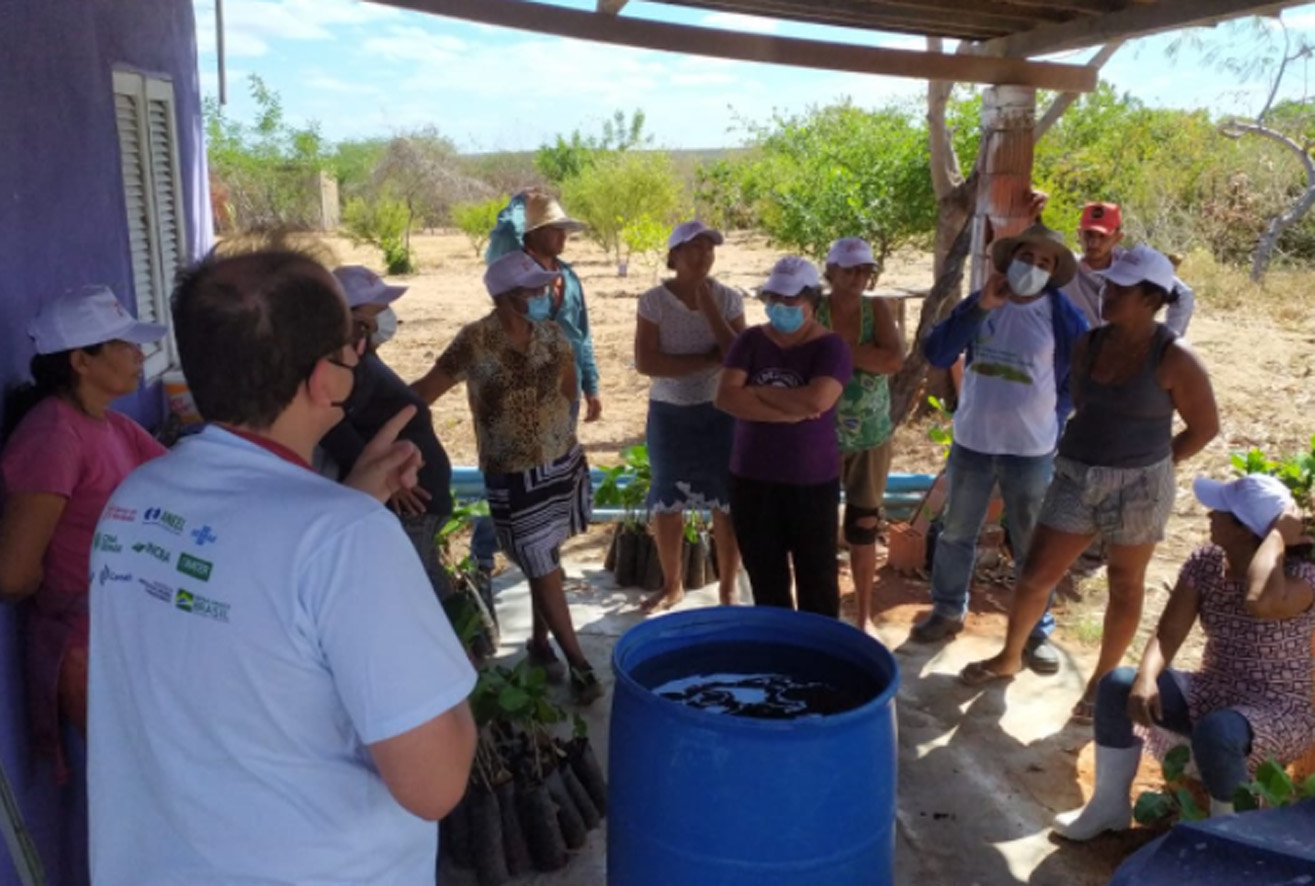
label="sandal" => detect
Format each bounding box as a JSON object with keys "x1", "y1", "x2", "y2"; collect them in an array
[
  {"x1": 959, "y1": 660, "x2": 1017, "y2": 688},
  {"x1": 1070, "y1": 696, "x2": 1096, "y2": 725},
  {"x1": 526, "y1": 640, "x2": 566, "y2": 685},
  {"x1": 570, "y1": 665, "x2": 604, "y2": 706}
]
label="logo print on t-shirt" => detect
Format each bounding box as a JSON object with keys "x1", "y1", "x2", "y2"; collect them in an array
[
  {"x1": 190, "y1": 525, "x2": 218, "y2": 546},
  {"x1": 143, "y1": 507, "x2": 186, "y2": 535},
  {"x1": 174, "y1": 588, "x2": 231, "y2": 623},
  {"x1": 750, "y1": 368, "x2": 804, "y2": 388}
]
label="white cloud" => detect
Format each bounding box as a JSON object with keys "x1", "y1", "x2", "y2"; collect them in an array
[
  {"x1": 700, "y1": 11, "x2": 781, "y2": 35},
  {"x1": 301, "y1": 71, "x2": 385, "y2": 96},
  {"x1": 195, "y1": 0, "x2": 401, "y2": 57},
  {"x1": 361, "y1": 25, "x2": 467, "y2": 62}
]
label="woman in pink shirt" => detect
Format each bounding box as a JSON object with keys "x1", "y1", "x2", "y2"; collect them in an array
[{"x1": 0, "y1": 286, "x2": 167, "y2": 781}]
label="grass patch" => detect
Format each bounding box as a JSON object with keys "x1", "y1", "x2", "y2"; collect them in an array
[{"x1": 1181, "y1": 249, "x2": 1315, "y2": 330}]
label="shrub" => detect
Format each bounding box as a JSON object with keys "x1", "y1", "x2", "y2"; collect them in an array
[
  {"x1": 452, "y1": 198, "x2": 507, "y2": 258},
  {"x1": 561, "y1": 151, "x2": 685, "y2": 269},
  {"x1": 342, "y1": 196, "x2": 415, "y2": 274}
]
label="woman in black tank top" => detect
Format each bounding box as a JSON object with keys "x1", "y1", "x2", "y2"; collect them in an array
[{"x1": 962, "y1": 246, "x2": 1220, "y2": 723}]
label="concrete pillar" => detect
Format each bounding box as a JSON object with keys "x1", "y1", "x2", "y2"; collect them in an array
[{"x1": 969, "y1": 85, "x2": 1036, "y2": 292}]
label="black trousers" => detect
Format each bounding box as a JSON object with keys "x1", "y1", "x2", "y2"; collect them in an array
[{"x1": 729, "y1": 474, "x2": 840, "y2": 617}]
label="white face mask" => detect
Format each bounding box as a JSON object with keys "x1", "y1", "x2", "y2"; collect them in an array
[
  {"x1": 1006, "y1": 259, "x2": 1051, "y2": 297},
  {"x1": 370, "y1": 307, "x2": 398, "y2": 347}
]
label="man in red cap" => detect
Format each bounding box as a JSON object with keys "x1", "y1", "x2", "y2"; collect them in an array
[{"x1": 1062, "y1": 201, "x2": 1195, "y2": 336}]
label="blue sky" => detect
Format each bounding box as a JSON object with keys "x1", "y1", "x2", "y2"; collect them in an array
[{"x1": 193, "y1": 0, "x2": 1315, "y2": 151}]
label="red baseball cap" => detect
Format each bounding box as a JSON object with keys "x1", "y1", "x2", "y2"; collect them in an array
[{"x1": 1079, "y1": 202, "x2": 1122, "y2": 234}]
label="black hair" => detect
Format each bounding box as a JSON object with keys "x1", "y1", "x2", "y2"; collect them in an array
[
  {"x1": 2, "y1": 346, "x2": 103, "y2": 440},
  {"x1": 1140, "y1": 280, "x2": 1176, "y2": 309},
  {"x1": 170, "y1": 250, "x2": 348, "y2": 428}
]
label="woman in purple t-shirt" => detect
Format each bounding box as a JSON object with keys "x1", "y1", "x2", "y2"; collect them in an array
[
  {"x1": 0, "y1": 286, "x2": 167, "y2": 782},
  {"x1": 715, "y1": 257, "x2": 853, "y2": 616}
]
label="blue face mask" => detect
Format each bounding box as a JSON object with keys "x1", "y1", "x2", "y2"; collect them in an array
[
  {"x1": 526, "y1": 294, "x2": 553, "y2": 322},
  {"x1": 766, "y1": 302, "x2": 805, "y2": 334}
]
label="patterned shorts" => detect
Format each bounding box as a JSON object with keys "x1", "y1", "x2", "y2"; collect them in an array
[{"x1": 1039, "y1": 456, "x2": 1176, "y2": 546}]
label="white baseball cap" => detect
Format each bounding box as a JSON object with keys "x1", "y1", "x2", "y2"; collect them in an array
[
  {"x1": 763, "y1": 256, "x2": 820, "y2": 297},
  {"x1": 668, "y1": 220, "x2": 724, "y2": 250},
  {"x1": 826, "y1": 237, "x2": 877, "y2": 268},
  {"x1": 484, "y1": 251, "x2": 560, "y2": 298},
  {"x1": 28, "y1": 286, "x2": 167, "y2": 355},
  {"x1": 1096, "y1": 244, "x2": 1176, "y2": 293},
  {"x1": 1193, "y1": 474, "x2": 1294, "y2": 538},
  {"x1": 332, "y1": 266, "x2": 407, "y2": 308}
]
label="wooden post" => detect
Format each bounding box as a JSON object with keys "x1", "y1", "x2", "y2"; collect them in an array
[{"x1": 969, "y1": 85, "x2": 1037, "y2": 292}]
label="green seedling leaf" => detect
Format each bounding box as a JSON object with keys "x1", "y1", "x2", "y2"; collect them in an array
[
  {"x1": 1133, "y1": 791, "x2": 1173, "y2": 825},
  {"x1": 524, "y1": 666, "x2": 547, "y2": 690},
  {"x1": 572, "y1": 713, "x2": 589, "y2": 740},
  {"x1": 1162, "y1": 745, "x2": 1191, "y2": 783},
  {"x1": 535, "y1": 697, "x2": 562, "y2": 725},
  {"x1": 498, "y1": 686, "x2": 530, "y2": 714},
  {"x1": 1255, "y1": 759, "x2": 1294, "y2": 805},
  {"x1": 1233, "y1": 785, "x2": 1260, "y2": 812},
  {"x1": 1176, "y1": 788, "x2": 1207, "y2": 822},
  {"x1": 1298, "y1": 774, "x2": 1315, "y2": 800}
]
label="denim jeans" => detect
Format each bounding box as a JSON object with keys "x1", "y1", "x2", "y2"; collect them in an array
[
  {"x1": 930, "y1": 443, "x2": 1055, "y2": 639},
  {"x1": 1095, "y1": 666, "x2": 1254, "y2": 802}
]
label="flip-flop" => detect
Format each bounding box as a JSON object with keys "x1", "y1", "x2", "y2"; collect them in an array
[
  {"x1": 1070, "y1": 697, "x2": 1096, "y2": 725},
  {"x1": 959, "y1": 660, "x2": 1016, "y2": 687}
]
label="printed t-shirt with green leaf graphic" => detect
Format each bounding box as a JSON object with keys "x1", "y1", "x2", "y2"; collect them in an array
[{"x1": 817, "y1": 297, "x2": 893, "y2": 453}]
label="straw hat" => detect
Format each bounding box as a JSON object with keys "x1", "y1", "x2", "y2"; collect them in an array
[
  {"x1": 989, "y1": 223, "x2": 1077, "y2": 289},
  {"x1": 523, "y1": 192, "x2": 585, "y2": 234}
]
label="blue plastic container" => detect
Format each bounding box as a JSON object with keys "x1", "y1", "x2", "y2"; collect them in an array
[{"x1": 608, "y1": 606, "x2": 900, "y2": 886}]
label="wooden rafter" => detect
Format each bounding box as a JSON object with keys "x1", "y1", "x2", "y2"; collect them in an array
[
  {"x1": 367, "y1": 0, "x2": 1099, "y2": 90},
  {"x1": 975, "y1": 0, "x2": 1297, "y2": 57},
  {"x1": 654, "y1": 0, "x2": 1018, "y2": 38},
  {"x1": 597, "y1": 0, "x2": 628, "y2": 14}
]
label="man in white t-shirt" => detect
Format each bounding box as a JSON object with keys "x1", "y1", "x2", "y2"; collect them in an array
[
  {"x1": 87, "y1": 251, "x2": 477, "y2": 886},
  {"x1": 913, "y1": 224, "x2": 1089, "y2": 674},
  {"x1": 1062, "y1": 201, "x2": 1195, "y2": 336}
]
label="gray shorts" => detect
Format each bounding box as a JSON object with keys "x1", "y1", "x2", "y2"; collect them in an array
[{"x1": 1039, "y1": 456, "x2": 1176, "y2": 546}]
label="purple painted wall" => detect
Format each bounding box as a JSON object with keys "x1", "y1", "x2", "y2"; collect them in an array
[{"x1": 0, "y1": 1, "x2": 209, "y2": 884}]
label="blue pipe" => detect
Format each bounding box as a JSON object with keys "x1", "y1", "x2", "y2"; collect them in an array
[{"x1": 448, "y1": 467, "x2": 935, "y2": 523}]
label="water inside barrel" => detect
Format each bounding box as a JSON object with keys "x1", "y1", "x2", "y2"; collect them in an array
[{"x1": 653, "y1": 672, "x2": 866, "y2": 719}]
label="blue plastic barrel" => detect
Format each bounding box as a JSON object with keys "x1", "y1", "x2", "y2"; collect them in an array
[{"x1": 608, "y1": 606, "x2": 900, "y2": 886}]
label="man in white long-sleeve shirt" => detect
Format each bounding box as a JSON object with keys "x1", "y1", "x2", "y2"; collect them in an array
[{"x1": 1062, "y1": 202, "x2": 1196, "y2": 337}]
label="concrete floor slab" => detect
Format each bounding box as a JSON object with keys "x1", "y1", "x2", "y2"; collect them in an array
[{"x1": 442, "y1": 562, "x2": 1118, "y2": 886}]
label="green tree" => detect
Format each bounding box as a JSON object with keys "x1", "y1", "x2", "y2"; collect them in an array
[
  {"x1": 561, "y1": 150, "x2": 685, "y2": 269},
  {"x1": 534, "y1": 109, "x2": 650, "y2": 184},
  {"x1": 722, "y1": 102, "x2": 941, "y2": 273},
  {"x1": 204, "y1": 75, "x2": 330, "y2": 230},
  {"x1": 452, "y1": 197, "x2": 506, "y2": 257}
]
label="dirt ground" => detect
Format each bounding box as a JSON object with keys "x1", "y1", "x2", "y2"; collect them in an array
[{"x1": 338, "y1": 229, "x2": 1312, "y2": 875}]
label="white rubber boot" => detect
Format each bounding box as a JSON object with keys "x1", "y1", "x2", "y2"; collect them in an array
[
  {"x1": 1210, "y1": 798, "x2": 1235, "y2": 818},
  {"x1": 1052, "y1": 744, "x2": 1142, "y2": 841}
]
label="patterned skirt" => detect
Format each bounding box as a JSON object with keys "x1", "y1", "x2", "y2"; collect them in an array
[{"x1": 485, "y1": 445, "x2": 592, "y2": 579}]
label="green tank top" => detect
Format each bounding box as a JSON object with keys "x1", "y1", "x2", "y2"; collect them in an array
[{"x1": 818, "y1": 297, "x2": 894, "y2": 453}]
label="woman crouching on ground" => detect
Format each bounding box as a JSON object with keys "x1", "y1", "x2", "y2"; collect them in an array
[
  {"x1": 961, "y1": 246, "x2": 1219, "y2": 722},
  {"x1": 412, "y1": 252, "x2": 602, "y2": 704},
  {"x1": 1054, "y1": 474, "x2": 1313, "y2": 838},
  {"x1": 715, "y1": 257, "x2": 852, "y2": 616},
  {"x1": 634, "y1": 220, "x2": 745, "y2": 612}
]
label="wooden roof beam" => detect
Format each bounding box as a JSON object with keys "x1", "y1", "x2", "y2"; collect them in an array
[
  {"x1": 973, "y1": 0, "x2": 1297, "y2": 58},
  {"x1": 656, "y1": 0, "x2": 1025, "y2": 38},
  {"x1": 365, "y1": 0, "x2": 1099, "y2": 90},
  {"x1": 597, "y1": 0, "x2": 628, "y2": 14},
  {"x1": 659, "y1": 0, "x2": 1067, "y2": 30}
]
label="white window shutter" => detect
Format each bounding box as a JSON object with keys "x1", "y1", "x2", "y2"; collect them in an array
[{"x1": 112, "y1": 71, "x2": 185, "y2": 380}]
